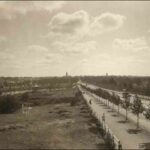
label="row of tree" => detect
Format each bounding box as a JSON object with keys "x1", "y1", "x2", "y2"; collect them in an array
[
  {"x1": 81, "y1": 76, "x2": 150, "y2": 96},
  {"x1": 81, "y1": 84, "x2": 150, "y2": 129},
  {"x1": 0, "y1": 76, "x2": 79, "y2": 93}
]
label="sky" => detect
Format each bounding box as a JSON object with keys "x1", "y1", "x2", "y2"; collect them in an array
[{"x1": 0, "y1": 1, "x2": 150, "y2": 77}]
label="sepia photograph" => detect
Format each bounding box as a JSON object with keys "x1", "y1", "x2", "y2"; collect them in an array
[{"x1": 0, "y1": 1, "x2": 150, "y2": 149}]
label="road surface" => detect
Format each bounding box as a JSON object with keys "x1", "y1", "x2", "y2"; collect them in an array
[
  {"x1": 80, "y1": 81, "x2": 150, "y2": 110},
  {"x1": 1, "y1": 90, "x2": 32, "y2": 96},
  {"x1": 78, "y1": 85, "x2": 150, "y2": 149}
]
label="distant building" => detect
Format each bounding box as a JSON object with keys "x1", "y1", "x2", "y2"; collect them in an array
[
  {"x1": 106, "y1": 73, "x2": 108, "y2": 76},
  {"x1": 66, "y1": 72, "x2": 68, "y2": 77}
]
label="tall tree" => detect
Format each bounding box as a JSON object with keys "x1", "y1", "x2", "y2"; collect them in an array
[
  {"x1": 114, "y1": 95, "x2": 121, "y2": 114},
  {"x1": 122, "y1": 90, "x2": 131, "y2": 121},
  {"x1": 112, "y1": 92, "x2": 116, "y2": 110},
  {"x1": 132, "y1": 95, "x2": 144, "y2": 129}
]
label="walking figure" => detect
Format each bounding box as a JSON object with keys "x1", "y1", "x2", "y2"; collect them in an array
[{"x1": 118, "y1": 141, "x2": 122, "y2": 150}]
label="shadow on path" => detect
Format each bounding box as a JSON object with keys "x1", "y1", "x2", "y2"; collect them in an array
[
  {"x1": 103, "y1": 107, "x2": 110, "y2": 110},
  {"x1": 111, "y1": 114, "x2": 118, "y2": 117},
  {"x1": 139, "y1": 142, "x2": 150, "y2": 150},
  {"x1": 107, "y1": 110, "x2": 114, "y2": 113},
  {"x1": 117, "y1": 120, "x2": 127, "y2": 124},
  {"x1": 127, "y1": 128, "x2": 142, "y2": 134}
]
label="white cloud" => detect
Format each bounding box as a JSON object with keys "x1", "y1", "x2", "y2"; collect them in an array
[
  {"x1": 25, "y1": 45, "x2": 50, "y2": 63},
  {"x1": 91, "y1": 12, "x2": 126, "y2": 35},
  {"x1": 39, "y1": 53, "x2": 62, "y2": 65},
  {"x1": 25, "y1": 45, "x2": 63, "y2": 66},
  {"x1": 49, "y1": 10, "x2": 90, "y2": 34},
  {"x1": 111, "y1": 37, "x2": 150, "y2": 68},
  {"x1": 113, "y1": 37, "x2": 149, "y2": 53},
  {"x1": 70, "y1": 41, "x2": 97, "y2": 54},
  {"x1": 48, "y1": 11, "x2": 126, "y2": 36},
  {"x1": 51, "y1": 40, "x2": 97, "y2": 55}
]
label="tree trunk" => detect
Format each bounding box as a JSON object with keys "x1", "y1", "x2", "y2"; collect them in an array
[
  {"x1": 137, "y1": 114, "x2": 139, "y2": 129},
  {"x1": 126, "y1": 109, "x2": 128, "y2": 121},
  {"x1": 118, "y1": 105, "x2": 119, "y2": 115}
]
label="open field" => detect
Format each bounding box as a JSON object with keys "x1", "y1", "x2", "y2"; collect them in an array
[{"x1": 0, "y1": 88, "x2": 107, "y2": 149}]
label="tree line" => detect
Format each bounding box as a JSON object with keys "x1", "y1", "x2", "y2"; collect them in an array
[
  {"x1": 81, "y1": 76, "x2": 150, "y2": 96},
  {"x1": 81, "y1": 84, "x2": 150, "y2": 129},
  {"x1": 0, "y1": 76, "x2": 78, "y2": 93}
]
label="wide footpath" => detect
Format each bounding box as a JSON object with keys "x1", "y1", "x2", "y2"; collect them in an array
[{"x1": 79, "y1": 85, "x2": 150, "y2": 149}]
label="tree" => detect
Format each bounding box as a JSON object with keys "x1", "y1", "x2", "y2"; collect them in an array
[
  {"x1": 102, "y1": 91, "x2": 110, "y2": 106},
  {"x1": 122, "y1": 90, "x2": 131, "y2": 121},
  {"x1": 114, "y1": 95, "x2": 121, "y2": 114},
  {"x1": 20, "y1": 92, "x2": 29, "y2": 102},
  {"x1": 132, "y1": 95, "x2": 144, "y2": 129},
  {"x1": 0, "y1": 95, "x2": 20, "y2": 113},
  {"x1": 144, "y1": 105, "x2": 150, "y2": 119},
  {"x1": 111, "y1": 92, "x2": 116, "y2": 110}
]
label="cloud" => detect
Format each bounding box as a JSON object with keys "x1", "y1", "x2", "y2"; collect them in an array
[
  {"x1": 26, "y1": 45, "x2": 63, "y2": 65},
  {"x1": 0, "y1": 36, "x2": 6, "y2": 42},
  {"x1": 48, "y1": 11, "x2": 126, "y2": 36},
  {"x1": 0, "y1": 1, "x2": 66, "y2": 19},
  {"x1": 27, "y1": 45, "x2": 48, "y2": 53},
  {"x1": 111, "y1": 37, "x2": 150, "y2": 66},
  {"x1": 51, "y1": 40, "x2": 97, "y2": 55},
  {"x1": 113, "y1": 37, "x2": 149, "y2": 53},
  {"x1": 91, "y1": 12, "x2": 126, "y2": 35},
  {"x1": 33, "y1": 1, "x2": 66, "y2": 12},
  {"x1": 0, "y1": 36, "x2": 8, "y2": 49},
  {"x1": 0, "y1": 51, "x2": 14, "y2": 61},
  {"x1": 39, "y1": 53, "x2": 62, "y2": 65},
  {"x1": 26, "y1": 45, "x2": 49, "y2": 61},
  {"x1": 145, "y1": 30, "x2": 150, "y2": 46},
  {"x1": 0, "y1": 1, "x2": 65, "y2": 12},
  {"x1": 81, "y1": 59, "x2": 88, "y2": 64},
  {"x1": 49, "y1": 10, "x2": 90, "y2": 34}
]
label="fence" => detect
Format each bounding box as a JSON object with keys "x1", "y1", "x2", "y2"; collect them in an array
[{"x1": 80, "y1": 86, "x2": 122, "y2": 150}]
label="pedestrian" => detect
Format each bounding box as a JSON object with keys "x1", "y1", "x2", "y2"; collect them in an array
[{"x1": 118, "y1": 141, "x2": 122, "y2": 150}]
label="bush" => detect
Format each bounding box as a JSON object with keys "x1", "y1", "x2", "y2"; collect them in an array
[
  {"x1": 20, "y1": 92, "x2": 29, "y2": 102},
  {"x1": 75, "y1": 90, "x2": 82, "y2": 98},
  {"x1": 0, "y1": 95, "x2": 21, "y2": 113}
]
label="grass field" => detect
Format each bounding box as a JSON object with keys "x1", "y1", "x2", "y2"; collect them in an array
[{"x1": 0, "y1": 87, "x2": 108, "y2": 149}]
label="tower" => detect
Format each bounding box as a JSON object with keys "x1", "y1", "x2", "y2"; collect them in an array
[{"x1": 66, "y1": 72, "x2": 68, "y2": 77}]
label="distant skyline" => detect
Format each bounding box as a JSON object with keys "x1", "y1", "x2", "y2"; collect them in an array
[{"x1": 0, "y1": 1, "x2": 150, "y2": 77}]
